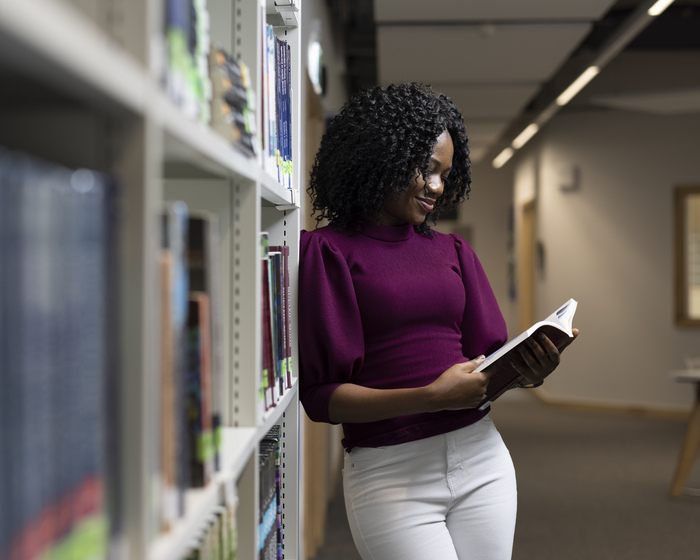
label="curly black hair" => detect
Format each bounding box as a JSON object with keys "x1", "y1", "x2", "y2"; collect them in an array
[{"x1": 307, "y1": 82, "x2": 471, "y2": 235}]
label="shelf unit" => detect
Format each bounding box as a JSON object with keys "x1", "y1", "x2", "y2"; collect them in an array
[{"x1": 0, "y1": 0, "x2": 302, "y2": 559}]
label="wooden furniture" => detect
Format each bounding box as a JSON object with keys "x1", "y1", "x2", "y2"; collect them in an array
[{"x1": 669, "y1": 370, "x2": 700, "y2": 498}]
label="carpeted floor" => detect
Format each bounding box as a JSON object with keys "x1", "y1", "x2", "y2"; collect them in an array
[{"x1": 309, "y1": 392, "x2": 700, "y2": 560}]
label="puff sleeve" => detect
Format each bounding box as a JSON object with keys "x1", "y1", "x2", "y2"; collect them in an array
[
  {"x1": 297, "y1": 231, "x2": 365, "y2": 424},
  {"x1": 451, "y1": 234, "x2": 508, "y2": 359}
]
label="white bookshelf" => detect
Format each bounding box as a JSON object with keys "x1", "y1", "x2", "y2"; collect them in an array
[{"x1": 0, "y1": 0, "x2": 303, "y2": 559}]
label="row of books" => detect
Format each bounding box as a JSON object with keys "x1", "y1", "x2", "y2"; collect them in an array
[
  {"x1": 262, "y1": 24, "x2": 294, "y2": 189},
  {"x1": 209, "y1": 46, "x2": 257, "y2": 158},
  {"x1": 259, "y1": 427, "x2": 283, "y2": 560},
  {"x1": 165, "y1": 1, "x2": 279, "y2": 165},
  {"x1": 160, "y1": 203, "x2": 225, "y2": 531},
  {"x1": 184, "y1": 490, "x2": 239, "y2": 560},
  {"x1": 0, "y1": 148, "x2": 118, "y2": 560},
  {"x1": 260, "y1": 234, "x2": 293, "y2": 416}
]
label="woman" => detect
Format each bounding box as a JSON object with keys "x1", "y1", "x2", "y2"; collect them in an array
[{"x1": 298, "y1": 83, "x2": 576, "y2": 560}]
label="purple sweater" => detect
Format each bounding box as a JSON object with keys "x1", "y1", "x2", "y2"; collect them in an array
[{"x1": 298, "y1": 221, "x2": 507, "y2": 451}]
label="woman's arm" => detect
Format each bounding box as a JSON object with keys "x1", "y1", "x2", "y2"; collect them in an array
[{"x1": 328, "y1": 355, "x2": 489, "y2": 423}]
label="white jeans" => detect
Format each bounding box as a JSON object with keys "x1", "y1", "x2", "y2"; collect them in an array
[{"x1": 342, "y1": 417, "x2": 517, "y2": 560}]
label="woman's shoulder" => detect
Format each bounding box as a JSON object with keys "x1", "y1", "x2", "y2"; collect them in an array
[
  {"x1": 300, "y1": 225, "x2": 357, "y2": 260},
  {"x1": 302, "y1": 224, "x2": 360, "y2": 247}
]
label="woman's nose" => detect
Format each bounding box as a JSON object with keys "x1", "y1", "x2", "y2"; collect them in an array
[{"x1": 426, "y1": 174, "x2": 444, "y2": 195}]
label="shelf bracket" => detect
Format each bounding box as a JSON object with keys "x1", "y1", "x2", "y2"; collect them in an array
[{"x1": 275, "y1": 204, "x2": 296, "y2": 212}]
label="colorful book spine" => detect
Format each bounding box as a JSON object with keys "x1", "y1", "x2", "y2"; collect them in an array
[
  {"x1": 261, "y1": 26, "x2": 292, "y2": 188},
  {"x1": 0, "y1": 149, "x2": 117, "y2": 560},
  {"x1": 259, "y1": 427, "x2": 282, "y2": 560},
  {"x1": 260, "y1": 233, "x2": 276, "y2": 412},
  {"x1": 160, "y1": 201, "x2": 190, "y2": 527}
]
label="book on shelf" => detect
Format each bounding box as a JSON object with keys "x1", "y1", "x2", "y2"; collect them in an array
[
  {"x1": 160, "y1": 201, "x2": 191, "y2": 528},
  {"x1": 260, "y1": 237, "x2": 294, "y2": 414},
  {"x1": 262, "y1": 23, "x2": 293, "y2": 189},
  {"x1": 475, "y1": 298, "x2": 579, "y2": 410},
  {"x1": 260, "y1": 233, "x2": 276, "y2": 413},
  {"x1": 183, "y1": 501, "x2": 238, "y2": 560},
  {"x1": 259, "y1": 426, "x2": 282, "y2": 560},
  {"x1": 187, "y1": 212, "x2": 224, "y2": 472},
  {"x1": 186, "y1": 293, "x2": 214, "y2": 488},
  {"x1": 209, "y1": 45, "x2": 257, "y2": 158},
  {"x1": 164, "y1": 0, "x2": 212, "y2": 124},
  {"x1": 268, "y1": 250, "x2": 285, "y2": 400},
  {"x1": 269, "y1": 245, "x2": 292, "y2": 388},
  {"x1": 0, "y1": 148, "x2": 117, "y2": 560}
]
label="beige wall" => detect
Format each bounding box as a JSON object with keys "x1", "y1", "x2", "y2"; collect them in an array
[{"x1": 509, "y1": 110, "x2": 700, "y2": 413}]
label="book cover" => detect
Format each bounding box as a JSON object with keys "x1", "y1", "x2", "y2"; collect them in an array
[
  {"x1": 0, "y1": 153, "x2": 115, "y2": 559},
  {"x1": 475, "y1": 298, "x2": 578, "y2": 410}
]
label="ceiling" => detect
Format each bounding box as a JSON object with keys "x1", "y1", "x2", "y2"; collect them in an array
[{"x1": 326, "y1": 0, "x2": 700, "y2": 165}]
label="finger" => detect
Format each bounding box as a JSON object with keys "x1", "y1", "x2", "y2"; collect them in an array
[
  {"x1": 558, "y1": 328, "x2": 580, "y2": 351},
  {"x1": 520, "y1": 336, "x2": 559, "y2": 371},
  {"x1": 463, "y1": 355, "x2": 486, "y2": 373}
]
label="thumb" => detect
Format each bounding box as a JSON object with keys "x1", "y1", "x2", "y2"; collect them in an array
[{"x1": 464, "y1": 355, "x2": 486, "y2": 372}]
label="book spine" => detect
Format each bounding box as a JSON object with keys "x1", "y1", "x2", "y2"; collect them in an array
[
  {"x1": 0, "y1": 152, "x2": 115, "y2": 559},
  {"x1": 270, "y1": 245, "x2": 291, "y2": 387},
  {"x1": 268, "y1": 251, "x2": 284, "y2": 399},
  {"x1": 186, "y1": 293, "x2": 214, "y2": 487},
  {"x1": 261, "y1": 256, "x2": 276, "y2": 410}
]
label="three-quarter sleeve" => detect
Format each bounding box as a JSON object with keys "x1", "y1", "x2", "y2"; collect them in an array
[
  {"x1": 297, "y1": 231, "x2": 365, "y2": 423},
  {"x1": 451, "y1": 234, "x2": 508, "y2": 359}
]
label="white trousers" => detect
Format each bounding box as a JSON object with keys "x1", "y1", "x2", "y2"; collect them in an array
[{"x1": 342, "y1": 416, "x2": 517, "y2": 560}]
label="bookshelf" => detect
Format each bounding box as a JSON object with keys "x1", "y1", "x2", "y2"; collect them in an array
[{"x1": 0, "y1": 1, "x2": 302, "y2": 559}]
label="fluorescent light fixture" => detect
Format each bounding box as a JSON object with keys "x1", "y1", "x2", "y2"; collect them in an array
[
  {"x1": 648, "y1": 0, "x2": 674, "y2": 16},
  {"x1": 511, "y1": 123, "x2": 539, "y2": 150},
  {"x1": 492, "y1": 147, "x2": 514, "y2": 169},
  {"x1": 556, "y1": 66, "x2": 600, "y2": 106}
]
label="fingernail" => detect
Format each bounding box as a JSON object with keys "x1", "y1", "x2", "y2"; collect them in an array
[{"x1": 476, "y1": 355, "x2": 485, "y2": 362}]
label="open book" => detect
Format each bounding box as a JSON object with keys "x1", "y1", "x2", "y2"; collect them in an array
[{"x1": 475, "y1": 298, "x2": 578, "y2": 410}]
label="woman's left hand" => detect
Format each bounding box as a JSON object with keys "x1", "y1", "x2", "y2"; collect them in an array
[{"x1": 513, "y1": 328, "x2": 579, "y2": 387}]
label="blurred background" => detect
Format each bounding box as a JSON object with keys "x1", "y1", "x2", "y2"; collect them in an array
[{"x1": 300, "y1": 1, "x2": 700, "y2": 558}]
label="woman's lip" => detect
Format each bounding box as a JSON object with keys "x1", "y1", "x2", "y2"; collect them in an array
[{"x1": 416, "y1": 197, "x2": 435, "y2": 212}]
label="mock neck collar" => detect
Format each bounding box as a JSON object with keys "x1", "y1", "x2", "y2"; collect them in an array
[{"x1": 359, "y1": 221, "x2": 415, "y2": 242}]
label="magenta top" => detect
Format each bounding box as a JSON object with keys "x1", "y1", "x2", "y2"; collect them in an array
[{"x1": 298, "y1": 221, "x2": 507, "y2": 451}]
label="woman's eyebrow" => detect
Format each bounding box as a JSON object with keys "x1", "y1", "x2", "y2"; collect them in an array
[{"x1": 429, "y1": 156, "x2": 452, "y2": 170}]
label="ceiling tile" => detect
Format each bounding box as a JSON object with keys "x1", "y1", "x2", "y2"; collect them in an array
[
  {"x1": 374, "y1": 0, "x2": 617, "y2": 22},
  {"x1": 463, "y1": 121, "x2": 512, "y2": 145},
  {"x1": 377, "y1": 23, "x2": 591, "y2": 84},
  {"x1": 433, "y1": 83, "x2": 540, "y2": 119}
]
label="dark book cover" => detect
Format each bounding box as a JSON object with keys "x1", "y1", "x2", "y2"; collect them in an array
[{"x1": 186, "y1": 293, "x2": 214, "y2": 488}]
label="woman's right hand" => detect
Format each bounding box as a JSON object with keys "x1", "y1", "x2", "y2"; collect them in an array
[
  {"x1": 328, "y1": 355, "x2": 491, "y2": 424},
  {"x1": 424, "y1": 356, "x2": 491, "y2": 412}
]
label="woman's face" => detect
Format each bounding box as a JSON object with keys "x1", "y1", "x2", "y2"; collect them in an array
[{"x1": 379, "y1": 130, "x2": 454, "y2": 227}]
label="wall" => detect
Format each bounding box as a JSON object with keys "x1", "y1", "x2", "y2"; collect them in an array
[
  {"x1": 512, "y1": 108, "x2": 700, "y2": 412},
  {"x1": 300, "y1": 0, "x2": 349, "y2": 116},
  {"x1": 436, "y1": 160, "x2": 519, "y2": 336}
]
